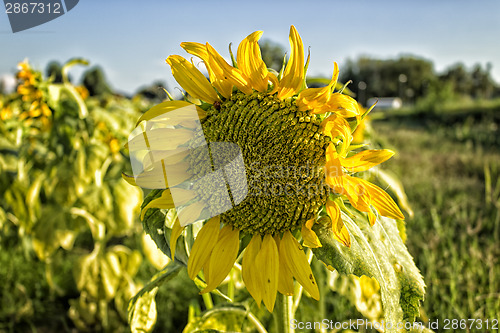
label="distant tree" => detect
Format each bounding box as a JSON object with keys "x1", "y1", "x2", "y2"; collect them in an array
[
  {"x1": 439, "y1": 63, "x2": 472, "y2": 97},
  {"x1": 415, "y1": 79, "x2": 455, "y2": 112},
  {"x1": 136, "y1": 81, "x2": 168, "y2": 102},
  {"x1": 471, "y1": 63, "x2": 495, "y2": 99},
  {"x1": 82, "y1": 66, "x2": 112, "y2": 96},
  {"x1": 259, "y1": 39, "x2": 285, "y2": 72},
  {"x1": 438, "y1": 63, "x2": 497, "y2": 99},
  {"x1": 340, "y1": 56, "x2": 435, "y2": 103},
  {"x1": 46, "y1": 61, "x2": 64, "y2": 83}
]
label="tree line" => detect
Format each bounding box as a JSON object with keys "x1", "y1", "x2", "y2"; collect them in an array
[{"x1": 339, "y1": 56, "x2": 499, "y2": 107}]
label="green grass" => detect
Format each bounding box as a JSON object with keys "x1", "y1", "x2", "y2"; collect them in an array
[
  {"x1": 0, "y1": 239, "x2": 75, "y2": 332},
  {"x1": 371, "y1": 108, "x2": 500, "y2": 331}
]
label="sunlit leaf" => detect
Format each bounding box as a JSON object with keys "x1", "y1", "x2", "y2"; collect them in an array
[
  {"x1": 141, "y1": 190, "x2": 189, "y2": 265},
  {"x1": 128, "y1": 261, "x2": 183, "y2": 333},
  {"x1": 128, "y1": 287, "x2": 158, "y2": 333},
  {"x1": 183, "y1": 305, "x2": 266, "y2": 333},
  {"x1": 312, "y1": 213, "x2": 425, "y2": 329},
  {"x1": 32, "y1": 206, "x2": 77, "y2": 260}
]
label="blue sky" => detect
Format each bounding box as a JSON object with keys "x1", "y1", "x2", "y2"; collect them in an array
[{"x1": 1, "y1": 0, "x2": 499, "y2": 95}]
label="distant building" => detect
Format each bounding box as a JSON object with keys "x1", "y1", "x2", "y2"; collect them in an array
[
  {"x1": 0, "y1": 74, "x2": 16, "y2": 94},
  {"x1": 367, "y1": 97, "x2": 403, "y2": 110}
]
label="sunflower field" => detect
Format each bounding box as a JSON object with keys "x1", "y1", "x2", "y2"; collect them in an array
[{"x1": 1, "y1": 28, "x2": 499, "y2": 333}]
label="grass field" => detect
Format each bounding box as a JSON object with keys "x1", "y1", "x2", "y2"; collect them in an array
[{"x1": 370, "y1": 105, "x2": 500, "y2": 329}]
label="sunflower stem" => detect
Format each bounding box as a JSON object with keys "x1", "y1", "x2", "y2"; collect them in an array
[
  {"x1": 316, "y1": 260, "x2": 327, "y2": 333},
  {"x1": 292, "y1": 284, "x2": 303, "y2": 313},
  {"x1": 201, "y1": 293, "x2": 213, "y2": 310},
  {"x1": 228, "y1": 270, "x2": 235, "y2": 301},
  {"x1": 274, "y1": 293, "x2": 294, "y2": 333}
]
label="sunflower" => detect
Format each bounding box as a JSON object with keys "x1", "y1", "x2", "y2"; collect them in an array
[
  {"x1": 125, "y1": 26, "x2": 404, "y2": 312},
  {"x1": 16, "y1": 61, "x2": 52, "y2": 128}
]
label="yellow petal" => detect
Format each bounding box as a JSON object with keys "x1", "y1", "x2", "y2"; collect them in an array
[
  {"x1": 368, "y1": 210, "x2": 377, "y2": 226},
  {"x1": 141, "y1": 188, "x2": 195, "y2": 222},
  {"x1": 325, "y1": 143, "x2": 344, "y2": 182},
  {"x1": 338, "y1": 175, "x2": 372, "y2": 213},
  {"x1": 341, "y1": 149, "x2": 395, "y2": 173},
  {"x1": 211, "y1": 76, "x2": 234, "y2": 99},
  {"x1": 275, "y1": 235, "x2": 294, "y2": 296},
  {"x1": 142, "y1": 149, "x2": 189, "y2": 170},
  {"x1": 182, "y1": 42, "x2": 233, "y2": 98},
  {"x1": 321, "y1": 114, "x2": 352, "y2": 157},
  {"x1": 170, "y1": 218, "x2": 184, "y2": 260},
  {"x1": 327, "y1": 93, "x2": 361, "y2": 118},
  {"x1": 129, "y1": 166, "x2": 166, "y2": 189},
  {"x1": 242, "y1": 234, "x2": 263, "y2": 306},
  {"x1": 301, "y1": 219, "x2": 322, "y2": 248},
  {"x1": 140, "y1": 189, "x2": 176, "y2": 220},
  {"x1": 203, "y1": 254, "x2": 211, "y2": 286},
  {"x1": 169, "y1": 188, "x2": 196, "y2": 206},
  {"x1": 201, "y1": 225, "x2": 240, "y2": 294},
  {"x1": 255, "y1": 234, "x2": 279, "y2": 312},
  {"x1": 267, "y1": 72, "x2": 280, "y2": 95},
  {"x1": 177, "y1": 201, "x2": 206, "y2": 227},
  {"x1": 296, "y1": 62, "x2": 339, "y2": 112},
  {"x1": 280, "y1": 231, "x2": 319, "y2": 300},
  {"x1": 206, "y1": 43, "x2": 252, "y2": 95},
  {"x1": 278, "y1": 26, "x2": 305, "y2": 99},
  {"x1": 166, "y1": 55, "x2": 219, "y2": 104},
  {"x1": 326, "y1": 200, "x2": 351, "y2": 247},
  {"x1": 187, "y1": 216, "x2": 221, "y2": 279},
  {"x1": 181, "y1": 42, "x2": 209, "y2": 60},
  {"x1": 237, "y1": 31, "x2": 269, "y2": 92},
  {"x1": 41, "y1": 103, "x2": 52, "y2": 117},
  {"x1": 135, "y1": 100, "x2": 198, "y2": 127},
  {"x1": 127, "y1": 128, "x2": 194, "y2": 152},
  {"x1": 133, "y1": 160, "x2": 190, "y2": 189},
  {"x1": 325, "y1": 173, "x2": 343, "y2": 195},
  {"x1": 358, "y1": 179, "x2": 405, "y2": 220},
  {"x1": 121, "y1": 172, "x2": 137, "y2": 186},
  {"x1": 160, "y1": 161, "x2": 190, "y2": 187}
]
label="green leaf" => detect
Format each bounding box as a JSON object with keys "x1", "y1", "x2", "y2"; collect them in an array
[
  {"x1": 47, "y1": 84, "x2": 63, "y2": 110},
  {"x1": 141, "y1": 192, "x2": 232, "y2": 302},
  {"x1": 312, "y1": 213, "x2": 425, "y2": 330},
  {"x1": 128, "y1": 287, "x2": 158, "y2": 333},
  {"x1": 112, "y1": 179, "x2": 142, "y2": 233},
  {"x1": 61, "y1": 58, "x2": 89, "y2": 84},
  {"x1": 141, "y1": 190, "x2": 189, "y2": 266},
  {"x1": 32, "y1": 206, "x2": 77, "y2": 260},
  {"x1": 128, "y1": 261, "x2": 182, "y2": 333},
  {"x1": 183, "y1": 305, "x2": 267, "y2": 333},
  {"x1": 26, "y1": 172, "x2": 44, "y2": 223},
  {"x1": 192, "y1": 277, "x2": 233, "y2": 303},
  {"x1": 62, "y1": 83, "x2": 88, "y2": 119}
]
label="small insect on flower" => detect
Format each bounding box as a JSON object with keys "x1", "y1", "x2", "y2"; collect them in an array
[{"x1": 124, "y1": 26, "x2": 404, "y2": 312}]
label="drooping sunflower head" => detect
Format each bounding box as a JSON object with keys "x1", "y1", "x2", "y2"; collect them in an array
[
  {"x1": 127, "y1": 26, "x2": 404, "y2": 312},
  {"x1": 164, "y1": 26, "x2": 340, "y2": 236},
  {"x1": 192, "y1": 90, "x2": 331, "y2": 235}
]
